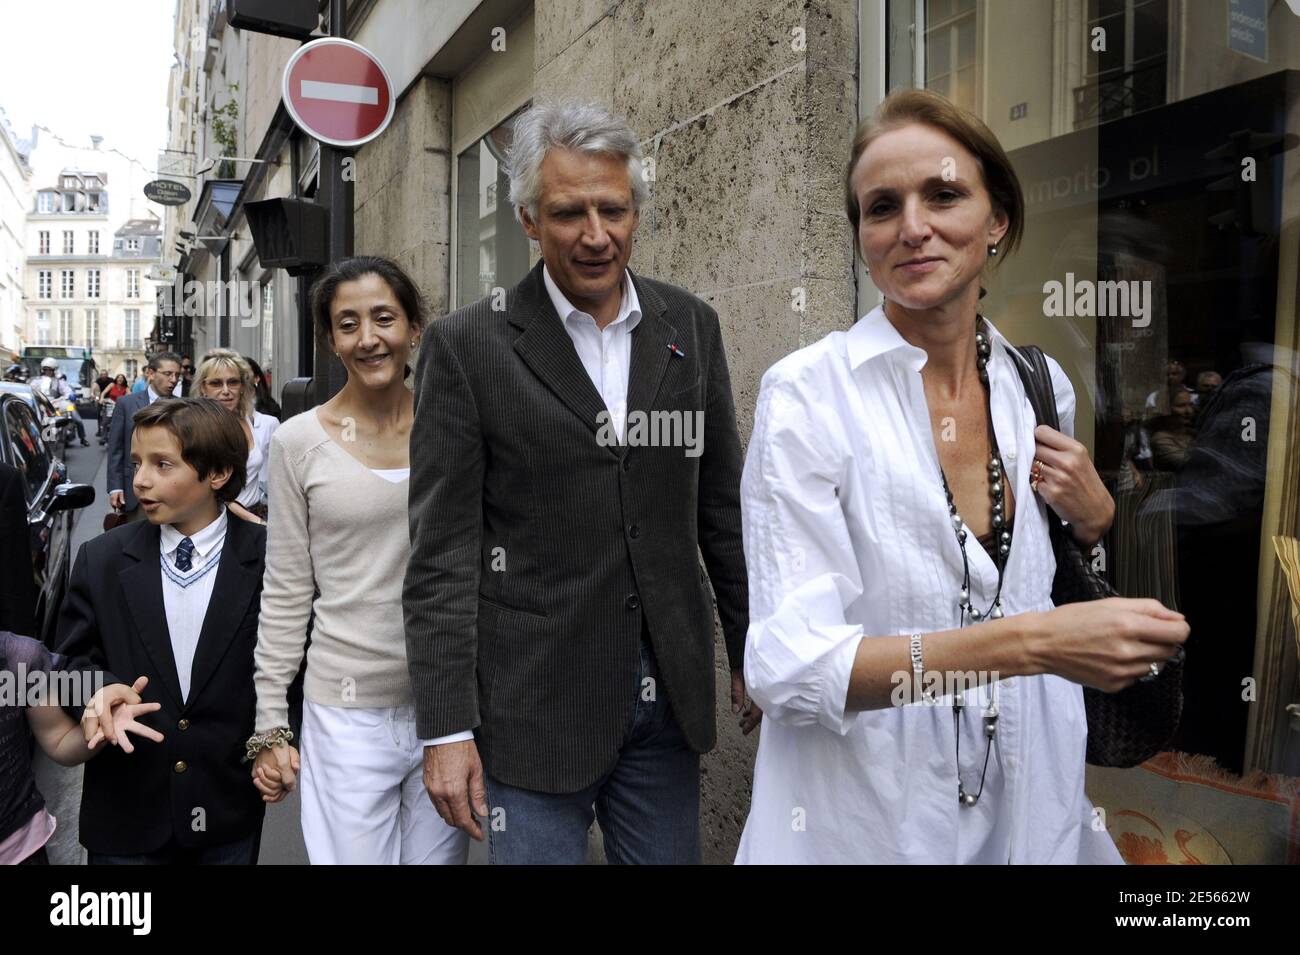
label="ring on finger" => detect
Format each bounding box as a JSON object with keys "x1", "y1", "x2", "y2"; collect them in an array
[{"x1": 1030, "y1": 458, "x2": 1046, "y2": 492}]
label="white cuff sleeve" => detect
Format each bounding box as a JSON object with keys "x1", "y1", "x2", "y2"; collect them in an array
[{"x1": 420, "y1": 730, "x2": 474, "y2": 747}]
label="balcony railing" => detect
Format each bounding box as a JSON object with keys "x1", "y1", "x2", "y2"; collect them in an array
[{"x1": 1073, "y1": 61, "x2": 1166, "y2": 129}]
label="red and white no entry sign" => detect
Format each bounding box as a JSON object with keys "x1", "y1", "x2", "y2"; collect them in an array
[{"x1": 282, "y1": 37, "x2": 395, "y2": 148}]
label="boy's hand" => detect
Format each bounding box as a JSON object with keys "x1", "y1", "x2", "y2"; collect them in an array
[
  {"x1": 87, "y1": 698, "x2": 165, "y2": 751},
  {"x1": 252, "y1": 745, "x2": 300, "y2": 803},
  {"x1": 82, "y1": 678, "x2": 145, "y2": 748}
]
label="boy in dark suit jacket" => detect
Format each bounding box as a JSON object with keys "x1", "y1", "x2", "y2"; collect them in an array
[{"x1": 57, "y1": 396, "x2": 269, "y2": 864}]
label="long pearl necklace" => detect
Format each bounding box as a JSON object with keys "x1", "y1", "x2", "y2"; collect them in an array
[{"x1": 938, "y1": 321, "x2": 1008, "y2": 808}]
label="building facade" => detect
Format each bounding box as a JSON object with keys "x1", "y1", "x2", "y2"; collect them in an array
[
  {"x1": 0, "y1": 108, "x2": 33, "y2": 358},
  {"x1": 23, "y1": 170, "x2": 162, "y2": 380},
  {"x1": 163, "y1": 0, "x2": 1300, "y2": 863}
]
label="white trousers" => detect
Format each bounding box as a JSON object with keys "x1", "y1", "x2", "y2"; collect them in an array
[{"x1": 299, "y1": 700, "x2": 468, "y2": 865}]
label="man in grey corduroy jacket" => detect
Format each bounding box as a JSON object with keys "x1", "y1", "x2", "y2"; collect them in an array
[{"x1": 404, "y1": 101, "x2": 756, "y2": 864}]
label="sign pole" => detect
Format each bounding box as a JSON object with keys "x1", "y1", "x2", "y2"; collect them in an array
[{"x1": 314, "y1": 0, "x2": 353, "y2": 403}]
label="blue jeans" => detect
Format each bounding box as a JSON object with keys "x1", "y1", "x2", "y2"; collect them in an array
[
  {"x1": 485, "y1": 639, "x2": 701, "y2": 865},
  {"x1": 88, "y1": 830, "x2": 261, "y2": 865}
]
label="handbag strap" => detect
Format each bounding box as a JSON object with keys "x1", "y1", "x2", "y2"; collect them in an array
[
  {"x1": 1009, "y1": 343, "x2": 1060, "y2": 432},
  {"x1": 1008, "y1": 343, "x2": 1071, "y2": 536}
]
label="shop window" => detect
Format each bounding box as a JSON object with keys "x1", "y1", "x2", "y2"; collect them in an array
[
  {"x1": 874, "y1": 0, "x2": 1300, "y2": 860},
  {"x1": 454, "y1": 111, "x2": 532, "y2": 310}
]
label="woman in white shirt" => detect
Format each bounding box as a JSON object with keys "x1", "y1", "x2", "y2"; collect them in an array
[
  {"x1": 247, "y1": 256, "x2": 468, "y2": 866},
  {"x1": 193, "y1": 349, "x2": 279, "y2": 523},
  {"x1": 736, "y1": 89, "x2": 1189, "y2": 864}
]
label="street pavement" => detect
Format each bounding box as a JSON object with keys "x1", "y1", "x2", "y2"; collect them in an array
[{"x1": 31, "y1": 426, "x2": 493, "y2": 865}]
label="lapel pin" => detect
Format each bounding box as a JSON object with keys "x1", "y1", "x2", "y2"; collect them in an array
[{"x1": 668, "y1": 343, "x2": 686, "y2": 358}]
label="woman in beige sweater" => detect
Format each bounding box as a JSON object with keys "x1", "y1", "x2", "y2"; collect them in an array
[{"x1": 248, "y1": 257, "x2": 467, "y2": 865}]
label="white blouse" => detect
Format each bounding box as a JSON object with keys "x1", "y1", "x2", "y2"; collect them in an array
[
  {"x1": 736, "y1": 305, "x2": 1123, "y2": 865},
  {"x1": 237, "y1": 411, "x2": 281, "y2": 508}
]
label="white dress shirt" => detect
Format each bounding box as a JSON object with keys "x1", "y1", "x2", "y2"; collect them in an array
[
  {"x1": 543, "y1": 262, "x2": 642, "y2": 442},
  {"x1": 735, "y1": 304, "x2": 1123, "y2": 864},
  {"x1": 160, "y1": 507, "x2": 228, "y2": 702}
]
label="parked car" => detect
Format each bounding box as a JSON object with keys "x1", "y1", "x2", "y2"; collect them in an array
[
  {"x1": 0, "y1": 386, "x2": 94, "y2": 647},
  {"x1": 0, "y1": 381, "x2": 75, "y2": 458}
]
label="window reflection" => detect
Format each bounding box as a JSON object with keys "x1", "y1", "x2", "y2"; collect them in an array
[{"x1": 455, "y1": 109, "x2": 532, "y2": 309}]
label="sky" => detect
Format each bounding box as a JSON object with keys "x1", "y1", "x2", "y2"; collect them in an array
[{"x1": 0, "y1": 0, "x2": 176, "y2": 213}]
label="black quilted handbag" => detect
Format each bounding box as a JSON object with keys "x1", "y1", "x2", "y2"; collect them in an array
[{"x1": 1012, "y1": 344, "x2": 1184, "y2": 768}]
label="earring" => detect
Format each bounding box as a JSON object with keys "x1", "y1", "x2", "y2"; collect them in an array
[{"x1": 988, "y1": 244, "x2": 998, "y2": 256}]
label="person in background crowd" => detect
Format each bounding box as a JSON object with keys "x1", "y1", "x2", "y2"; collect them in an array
[
  {"x1": 193, "y1": 349, "x2": 279, "y2": 524},
  {"x1": 98, "y1": 374, "x2": 131, "y2": 448},
  {"x1": 1145, "y1": 359, "x2": 1190, "y2": 415},
  {"x1": 1192, "y1": 369, "x2": 1222, "y2": 409},
  {"x1": 1, "y1": 632, "x2": 160, "y2": 865},
  {"x1": 107, "y1": 353, "x2": 183, "y2": 523},
  {"x1": 1149, "y1": 388, "x2": 1197, "y2": 472},
  {"x1": 92, "y1": 372, "x2": 113, "y2": 436},
  {"x1": 170, "y1": 356, "x2": 191, "y2": 397},
  {"x1": 251, "y1": 256, "x2": 467, "y2": 865},
  {"x1": 101, "y1": 374, "x2": 130, "y2": 404},
  {"x1": 131, "y1": 373, "x2": 147, "y2": 394},
  {"x1": 1136, "y1": 358, "x2": 1192, "y2": 466},
  {"x1": 56, "y1": 397, "x2": 268, "y2": 865},
  {"x1": 0, "y1": 462, "x2": 39, "y2": 639},
  {"x1": 244, "y1": 356, "x2": 282, "y2": 421},
  {"x1": 31, "y1": 358, "x2": 89, "y2": 447}
]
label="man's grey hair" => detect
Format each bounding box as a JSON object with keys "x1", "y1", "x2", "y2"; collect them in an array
[{"x1": 506, "y1": 100, "x2": 648, "y2": 225}]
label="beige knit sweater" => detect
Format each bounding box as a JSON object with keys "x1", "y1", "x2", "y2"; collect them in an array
[{"x1": 253, "y1": 409, "x2": 414, "y2": 732}]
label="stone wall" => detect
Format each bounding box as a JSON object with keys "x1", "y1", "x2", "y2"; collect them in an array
[
  {"x1": 353, "y1": 76, "x2": 455, "y2": 318},
  {"x1": 535, "y1": 0, "x2": 860, "y2": 863}
]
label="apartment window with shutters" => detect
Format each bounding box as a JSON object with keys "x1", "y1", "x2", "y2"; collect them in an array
[
  {"x1": 126, "y1": 269, "x2": 139, "y2": 298},
  {"x1": 61, "y1": 270, "x2": 74, "y2": 298},
  {"x1": 126, "y1": 237, "x2": 140, "y2": 253},
  {"x1": 37, "y1": 192, "x2": 54, "y2": 213},
  {"x1": 87, "y1": 269, "x2": 100, "y2": 298},
  {"x1": 38, "y1": 270, "x2": 52, "y2": 298},
  {"x1": 88, "y1": 230, "x2": 99, "y2": 254},
  {"x1": 36, "y1": 311, "x2": 50, "y2": 344},
  {"x1": 38, "y1": 231, "x2": 49, "y2": 254},
  {"x1": 57, "y1": 310, "x2": 73, "y2": 344},
  {"x1": 62, "y1": 231, "x2": 74, "y2": 254},
  {"x1": 86, "y1": 309, "x2": 99, "y2": 347}
]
